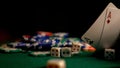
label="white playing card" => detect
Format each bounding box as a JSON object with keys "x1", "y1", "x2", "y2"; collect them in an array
[
  {"x1": 99, "y1": 8, "x2": 120, "y2": 48},
  {"x1": 81, "y1": 2, "x2": 119, "y2": 49}
]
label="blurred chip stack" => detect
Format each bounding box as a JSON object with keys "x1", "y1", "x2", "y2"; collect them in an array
[{"x1": 2, "y1": 31, "x2": 96, "y2": 55}]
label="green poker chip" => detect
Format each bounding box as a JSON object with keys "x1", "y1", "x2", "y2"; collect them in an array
[
  {"x1": 60, "y1": 38, "x2": 66, "y2": 43},
  {"x1": 52, "y1": 44, "x2": 58, "y2": 47},
  {"x1": 67, "y1": 38, "x2": 80, "y2": 42},
  {"x1": 29, "y1": 51, "x2": 50, "y2": 56},
  {"x1": 60, "y1": 38, "x2": 80, "y2": 44}
]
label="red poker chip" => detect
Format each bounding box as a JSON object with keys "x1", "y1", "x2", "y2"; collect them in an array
[
  {"x1": 23, "y1": 35, "x2": 31, "y2": 38},
  {"x1": 83, "y1": 46, "x2": 96, "y2": 52},
  {"x1": 37, "y1": 31, "x2": 53, "y2": 36}
]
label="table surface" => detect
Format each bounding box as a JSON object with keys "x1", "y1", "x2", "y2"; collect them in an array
[{"x1": 0, "y1": 52, "x2": 120, "y2": 68}]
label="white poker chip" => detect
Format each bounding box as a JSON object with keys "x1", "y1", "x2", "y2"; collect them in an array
[
  {"x1": 26, "y1": 43, "x2": 31, "y2": 48},
  {"x1": 45, "y1": 39, "x2": 50, "y2": 43},
  {"x1": 30, "y1": 51, "x2": 50, "y2": 56},
  {"x1": 0, "y1": 46, "x2": 22, "y2": 53},
  {"x1": 8, "y1": 42, "x2": 19, "y2": 47},
  {"x1": 32, "y1": 42, "x2": 39, "y2": 46},
  {"x1": 54, "y1": 32, "x2": 68, "y2": 37},
  {"x1": 52, "y1": 40, "x2": 56, "y2": 45},
  {"x1": 30, "y1": 38, "x2": 36, "y2": 42},
  {"x1": 68, "y1": 38, "x2": 80, "y2": 43},
  {"x1": 71, "y1": 51, "x2": 80, "y2": 55}
]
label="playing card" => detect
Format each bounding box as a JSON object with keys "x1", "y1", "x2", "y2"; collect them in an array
[
  {"x1": 81, "y1": 3, "x2": 118, "y2": 49},
  {"x1": 99, "y1": 8, "x2": 120, "y2": 48}
]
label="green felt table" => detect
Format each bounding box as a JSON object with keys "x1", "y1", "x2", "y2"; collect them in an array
[{"x1": 0, "y1": 52, "x2": 120, "y2": 68}]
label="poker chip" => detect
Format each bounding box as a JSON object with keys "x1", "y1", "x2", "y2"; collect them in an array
[
  {"x1": 53, "y1": 32, "x2": 69, "y2": 38},
  {"x1": 30, "y1": 35, "x2": 50, "y2": 42},
  {"x1": 0, "y1": 44, "x2": 22, "y2": 53},
  {"x1": 82, "y1": 43, "x2": 96, "y2": 52},
  {"x1": 57, "y1": 38, "x2": 73, "y2": 47},
  {"x1": 7, "y1": 42, "x2": 20, "y2": 47},
  {"x1": 37, "y1": 31, "x2": 53, "y2": 36},
  {"x1": 16, "y1": 43, "x2": 31, "y2": 49},
  {"x1": 72, "y1": 51, "x2": 80, "y2": 55},
  {"x1": 30, "y1": 40, "x2": 52, "y2": 51},
  {"x1": 29, "y1": 51, "x2": 50, "y2": 56},
  {"x1": 7, "y1": 42, "x2": 32, "y2": 50},
  {"x1": 67, "y1": 38, "x2": 80, "y2": 43},
  {"x1": 50, "y1": 37, "x2": 63, "y2": 41},
  {"x1": 51, "y1": 38, "x2": 61, "y2": 45},
  {"x1": 22, "y1": 35, "x2": 31, "y2": 41}
]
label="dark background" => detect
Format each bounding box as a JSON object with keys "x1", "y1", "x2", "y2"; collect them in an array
[{"x1": 0, "y1": 0, "x2": 120, "y2": 41}]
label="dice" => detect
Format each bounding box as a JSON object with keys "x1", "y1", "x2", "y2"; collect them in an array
[
  {"x1": 71, "y1": 42, "x2": 82, "y2": 53},
  {"x1": 104, "y1": 49, "x2": 115, "y2": 60},
  {"x1": 47, "y1": 59, "x2": 66, "y2": 68},
  {"x1": 51, "y1": 47, "x2": 61, "y2": 57},
  {"x1": 61, "y1": 47, "x2": 72, "y2": 57},
  {"x1": 51, "y1": 47, "x2": 72, "y2": 57}
]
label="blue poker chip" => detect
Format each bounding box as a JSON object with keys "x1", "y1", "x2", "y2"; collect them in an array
[
  {"x1": 66, "y1": 39, "x2": 71, "y2": 43},
  {"x1": 30, "y1": 35, "x2": 50, "y2": 42},
  {"x1": 51, "y1": 39, "x2": 61, "y2": 46},
  {"x1": 81, "y1": 45, "x2": 85, "y2": 51},
  {"x1": 16, "y1": 43, "x2": 31, "y2": 48},
  {"x1": 42, "y1": 39, "x2": 52, "y2": 44},
  {"x1": 54, "y1": 38, "x2": 60, "y2": 43},
  {"x1": 31, "y1": 40, "x2": 52, "y2": 51},
  {"x1": 39, "y1": 39, "x2": 52, "y2": 51},
  {"x1": 37, "y1": 44, "x2": 52, "y2": 51},
  {"x1": 7, "y1": 42, "x2": 32, "y2": 50}
]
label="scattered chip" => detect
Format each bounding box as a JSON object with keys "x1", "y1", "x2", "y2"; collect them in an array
[
  {"x1": 71, "y1": 51, "x2": 80, "y2": 55},
  {"x1": 29, "y1": 51, "x2": 50, "y2": 56},
  {"x1": 0, "y1": 44, "x2": 22, "y2": 53}
]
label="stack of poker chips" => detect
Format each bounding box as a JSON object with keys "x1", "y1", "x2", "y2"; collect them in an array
[
  {"x1": 7, "y1": 31, "x2": 82, "y2": 52},
  {"x1": 6, "y1": 31, "x2": 96, "y2": 55}
]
